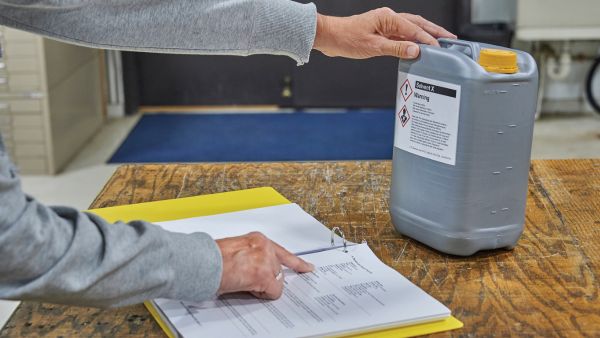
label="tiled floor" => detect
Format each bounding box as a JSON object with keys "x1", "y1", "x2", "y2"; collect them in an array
[
  {"x1": 1, "y1": 111, "x2": 599, "y2": 328},
  {"x1": 531, "y1": 114, "x2": 600, "y2": 159}
]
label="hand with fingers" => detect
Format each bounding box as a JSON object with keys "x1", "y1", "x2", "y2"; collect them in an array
[
  {"x1": 313, "y1": 7, "x2": 457, "y2": 60},
  {"x1": 215, "y1": 232, "x2": 314, "y2": 299}
]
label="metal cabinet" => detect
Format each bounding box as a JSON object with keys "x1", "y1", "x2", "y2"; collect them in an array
[{"x1": 0, "y1": 26, "x2": 104, "y2": 174}]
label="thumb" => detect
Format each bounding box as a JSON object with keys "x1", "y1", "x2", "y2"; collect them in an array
[{"x1": 379, "y1": 39, "x2": 420, "y2": 59}]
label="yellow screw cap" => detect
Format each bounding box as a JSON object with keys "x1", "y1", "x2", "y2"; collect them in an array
[{"x1": 478, "y1": 49, "x2": 519, "y2": 74}]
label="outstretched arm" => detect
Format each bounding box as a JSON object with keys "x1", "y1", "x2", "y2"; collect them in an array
[
  {"x1": 0, "y1": 1, "x2": 454, "y2": 65},
  {"x1": 0, "y1": 136, "x2": 313, "y2": 308},
  {"x1": 0, "y1": 0, "x2": 318, "y2": 64}
]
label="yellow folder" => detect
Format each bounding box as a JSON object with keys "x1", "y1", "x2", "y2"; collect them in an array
[{"x1": 88, "y1": 187, "x2": 463, "y2": 338}]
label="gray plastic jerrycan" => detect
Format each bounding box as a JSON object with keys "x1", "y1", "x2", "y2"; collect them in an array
[{"x1": 390, "y1": 39, "x2": 538, "y2": 256}]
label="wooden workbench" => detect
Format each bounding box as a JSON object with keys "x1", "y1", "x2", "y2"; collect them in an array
[{"x1": 1, "y1": 160, "x2": 599, "y2": 337}]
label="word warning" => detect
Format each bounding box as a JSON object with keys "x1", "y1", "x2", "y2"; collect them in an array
[{"x1": 394, "y1": 72, "x2": 461, "y2": 165}]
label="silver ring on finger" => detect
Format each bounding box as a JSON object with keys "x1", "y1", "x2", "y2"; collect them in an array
[{"x1": 275, "y1": 269, "x2": 284, "y2": 281}]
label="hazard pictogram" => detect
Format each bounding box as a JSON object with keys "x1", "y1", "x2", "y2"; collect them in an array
[
  {"x1": 400, "y1": 79, "x2": 413, "y2": 101},
  {"x1": 398, "y1": 105, "x2": 410, "y2": 127}
]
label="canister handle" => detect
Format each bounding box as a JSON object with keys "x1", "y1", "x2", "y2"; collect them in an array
[{"x1": 438, "y1": 38, "x2": 480, "y2": 62}]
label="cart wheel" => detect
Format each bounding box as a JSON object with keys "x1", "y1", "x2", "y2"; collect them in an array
[{"x1": 585, "y1": 56, "x2": 600, "y2": 114}]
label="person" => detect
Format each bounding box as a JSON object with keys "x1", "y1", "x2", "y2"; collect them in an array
[{"x1": 0, "y1": 0, "x2": 455, "y2": 308}]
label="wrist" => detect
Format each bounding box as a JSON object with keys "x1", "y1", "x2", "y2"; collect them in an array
[
  {"x1": 164, "y1": 232, "x2": 223, "y2": 302},
  {"x1": 313, "y1": 13, "x2": 331, "y2": 52}
]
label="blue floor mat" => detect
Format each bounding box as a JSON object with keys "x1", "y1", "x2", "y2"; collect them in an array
[{"x1": 108, "y1": 110, "x2": 395, "y2": 163}]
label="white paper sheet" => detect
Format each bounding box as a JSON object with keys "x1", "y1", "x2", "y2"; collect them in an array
[
  {"x1": 156, "y1": 203, "x2": 349, "y2": 254},
  {"x1": 155, "y1": 244, "x2": 450, "y2": 338}
]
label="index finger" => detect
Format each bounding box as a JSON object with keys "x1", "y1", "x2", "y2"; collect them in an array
[
  {"x1": 271, "y1": 241, "x2": 315, "y2": 273},
  {"x1": 387, "y1": 15, "x2": 439, "y2": 47},
  {"x1": 402, "y1": 13, "x2": 457, "y2": 40}
]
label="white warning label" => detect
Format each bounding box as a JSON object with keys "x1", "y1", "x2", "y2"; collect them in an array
[{"x1": 394, "y1": 72, "x2": 461, "y2": 165}]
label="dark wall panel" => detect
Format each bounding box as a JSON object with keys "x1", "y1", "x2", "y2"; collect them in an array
[
  {"x1": 292, "y1": 0, "x2": 459, "y2": 108},
  {"x1": 136, "y1": 54, "x2": 294, "y2": 106}
]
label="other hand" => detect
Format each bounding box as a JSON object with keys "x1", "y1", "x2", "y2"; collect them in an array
[
  {"x1": 216, "y1": 232, "x2": 314, "y2": 299},
  {"x1": 313, "y1": 7, "x2": 457, "y2": 60}
]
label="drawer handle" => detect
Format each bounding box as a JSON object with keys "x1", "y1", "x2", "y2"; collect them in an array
[
  {"x1": 0, "y1": 62, "x2": 5, "y2": 69},
  {"x1": 0, "y1": 77, "x2": 6, "y2": 84},
  {"x1": 0, "y1": 102, "x2": 8, "y2": 109}
]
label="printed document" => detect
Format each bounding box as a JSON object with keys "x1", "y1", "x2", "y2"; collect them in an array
[{"x1": 152, "y1": 204, "x2": 451, "y2": 337}]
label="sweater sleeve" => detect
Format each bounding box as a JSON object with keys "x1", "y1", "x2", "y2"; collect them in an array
[
  {"x1": 0, "y1": 0, "x2": 317, "y2": 64},
  {"x1": 0, "y1": 136, "x2": 223, "y2": 308}
]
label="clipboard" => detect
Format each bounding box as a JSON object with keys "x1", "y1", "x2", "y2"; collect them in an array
[{"x1": 87, "y1": 187, "x2": 463, "y2": 337}]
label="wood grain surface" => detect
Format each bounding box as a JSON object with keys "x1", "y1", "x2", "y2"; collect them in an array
[{"x1": 2, "y1": 160, "x2": 599, "y2": 337}]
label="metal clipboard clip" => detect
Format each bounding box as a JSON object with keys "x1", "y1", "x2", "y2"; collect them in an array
[{"x1": 330, "y1": 227, "x2": 348, "y2": 253}]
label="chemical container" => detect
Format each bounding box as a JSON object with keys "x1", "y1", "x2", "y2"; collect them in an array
[{"x1": 390, "y1": 39, "x2": 538, "y2": 256}]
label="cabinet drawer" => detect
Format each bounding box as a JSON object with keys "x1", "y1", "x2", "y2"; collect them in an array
[
  {"x1": 12, "y1": 114, "x2": 43, "y2": 127},
  {"x1": 14, "y1": 143, "x2": 46, "y2": 157},
  {"x1": 0, "y1": 120, "x2": 12, "y2": 134},
  {"x1": 4, "y1": 42, "x2": 38, "y2": 58},
  {"x1": 4, "y1": 58, "x2": 39, "y2": 73},
  {"x1": 0, "y1": 114, "x2": 11, "y2": 125},
  {"x1": 12, "y1": 128, "x2": 45, "y2": 142},
  {"x1": 3, "y1": 27, "x2": 38, "y2": 42},
  {"x1": 14, "y1": 156, "x2": 48, "y2": 174},
  {"x1": 4, "y1": 99, "x2": 43, "y2": 112},
  {"x1": 1, "y1": 73, "x2": 42, "y2": 92}
]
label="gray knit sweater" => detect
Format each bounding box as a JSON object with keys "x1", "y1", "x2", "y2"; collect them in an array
[{"x1": 0, "y1": 0, "x2": 317, "y2": 308}]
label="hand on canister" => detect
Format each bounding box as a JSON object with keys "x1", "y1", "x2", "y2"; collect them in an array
[
  {"x1": 216, "y1": 232, "x2": 314, "y2": 299},
  {"x1": 313, "y1": 7, "x2": 457, "y2": 60}
]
